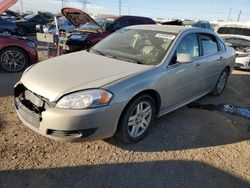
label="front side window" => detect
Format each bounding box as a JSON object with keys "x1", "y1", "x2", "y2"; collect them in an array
[
  {"x1": 91, "y1": 28, "x2": 176, "y2": 65},
  {"x1": 169, "y1": 33, "x2": 199, "y2": 65},
  {"x1": 200, "y1": 34, "x2": 219, "y2": 55},
  {"x1": 177, "y1": 34, "x2": 200, "y2": 59}
]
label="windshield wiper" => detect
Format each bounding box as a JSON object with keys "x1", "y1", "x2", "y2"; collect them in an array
[{"x1": 110, "y1": 56, "x2": 143, "y2": 64}]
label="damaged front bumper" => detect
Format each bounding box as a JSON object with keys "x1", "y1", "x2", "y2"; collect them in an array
[{"x1": 14, "y1": 84, "x2": 123, "y2": 142}]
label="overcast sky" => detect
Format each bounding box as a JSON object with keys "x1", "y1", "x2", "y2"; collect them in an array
[{"x1": 10, "y1": 0, "x2": 250, "y2": 21}]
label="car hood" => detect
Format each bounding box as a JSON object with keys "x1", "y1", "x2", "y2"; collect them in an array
[
  {"x1": 5, "y1": 9, "x2": 23, "y2": 20},
  {"x1": 61, "y1": 8, "x2": 103, "y2": 32},
  {"x1": 21, "y1": 51, "x2": 152, "y2": 102},
  {"x1": 0, "y1": 0, "x2": 17, "y2": 14}
]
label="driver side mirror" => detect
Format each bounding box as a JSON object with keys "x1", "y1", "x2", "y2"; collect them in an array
[{"x1": 177, "y1": 53, "x2": 193, "y2": 64}]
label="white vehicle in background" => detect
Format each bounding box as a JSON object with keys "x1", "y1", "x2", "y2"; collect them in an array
[{"x1": 215, "y1": 22, "x2": 250, "y2": 70}]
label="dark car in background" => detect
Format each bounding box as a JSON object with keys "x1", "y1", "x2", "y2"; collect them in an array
[
  {"x1": 191, "y1": 21, "x2": 213, "y2": 30},
  {"x1": 0, "y1": 16, "x2": 19, "y2": 35},
  {"x1": 16, "y1": 14, "x2": 52, "y2": 35},
  {"x1": 0, "y1": 34, "x2": 38, "y2": 72},
  {"x1": 60, "y1": 8, "x2": 156, "y2": 53},
  {"x1": 1, "y1": 10, "x2": 53, "y2": 35}
]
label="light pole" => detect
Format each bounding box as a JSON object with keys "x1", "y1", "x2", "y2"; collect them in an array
[
  {"x1": 20, "y1": 0, "x2": 24, "y2": 13},
  {"x1": 119, "y1": 0, "x2": 121, "y2": 16}
]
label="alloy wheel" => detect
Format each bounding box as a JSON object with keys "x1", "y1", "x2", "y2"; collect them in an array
[
  {"x1": 1, "y1": 50, "x2": 26, "y2": 72},
  {"x1": 127, "y1": 101, "x2": 152, "y2": 138},
  {"x1": 217, "y1": 71, "x2": 228, "y2": 94}
]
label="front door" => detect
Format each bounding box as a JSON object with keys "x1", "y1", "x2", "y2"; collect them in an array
[{"x1": 162, "y1": 33, "x2": 205, "y2": 109}]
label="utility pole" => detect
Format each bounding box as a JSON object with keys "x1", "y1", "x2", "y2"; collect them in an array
[
  {"x1": 20, "y1": 0, "x2": 24, "y2": 13},
  {"x1": 237, "y1": 10, "x2": 242, "y2": 22},
  {"x1": 227, "y1": 8, "x2": 232, "y2": 21},
  {"x1": 82, "y1": 0, "x2": 90, "y2": 12},
  {"x1": 119, "y1": 0, "x2": 121, "y2": 16},
  {"x1": 61, "y1": 0, "x2": 64, "y2": 9}
]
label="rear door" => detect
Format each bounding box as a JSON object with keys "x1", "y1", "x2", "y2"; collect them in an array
[
  {"x1": 198, "y1": 33, "x2": 224, "y2": 91},
  {"x1": 163, "y1": 33, "x2": 205, "y2": 108}
]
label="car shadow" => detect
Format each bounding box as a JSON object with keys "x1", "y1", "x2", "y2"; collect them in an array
[
  {"x1": 107, "y1": 72, "x2": 250, "y2": 152},
  {"x1": 106, "y1": 105, "x2": 250, "y2": 152},
  {"x1": 0, "y1": 160, "x2": 249, "y2": 188}
]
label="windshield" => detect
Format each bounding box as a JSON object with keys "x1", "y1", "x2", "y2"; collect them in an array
[
  {"x1": 95, "y1": 18, "x2": 115, "y2": 30},
  {"x1": 218, "y1": 27, "x2": 250, "y2": 37},
  {"x1": 91, "y1": 28, "x2": 176, "y2": 65}
]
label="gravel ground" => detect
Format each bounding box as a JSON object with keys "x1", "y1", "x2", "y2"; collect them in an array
[{"x1": 0, "y1": 63, "x2": 250, "y2": 187}]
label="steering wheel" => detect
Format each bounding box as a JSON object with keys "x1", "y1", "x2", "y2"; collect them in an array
[{"x1": 148, "y1": 47, "x2": 165, "y2": 65}]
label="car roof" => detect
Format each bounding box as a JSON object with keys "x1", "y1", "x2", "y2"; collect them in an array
[{"x1": 126, "y1": 24, "x2": 200, "y2": 34}]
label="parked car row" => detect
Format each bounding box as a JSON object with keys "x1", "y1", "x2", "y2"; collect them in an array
[{"x1": 1, "y1": 4, "x2": 249, "y2": 74}]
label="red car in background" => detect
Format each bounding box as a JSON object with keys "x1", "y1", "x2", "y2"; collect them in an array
[
  {"x1": 60, "y1": 8, "x2": 156, "y2": 53},
  {"x1": 0, "y1": 34, "x2": 38, "y2": 72}
]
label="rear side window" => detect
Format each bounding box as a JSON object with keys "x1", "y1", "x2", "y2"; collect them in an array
[
  {"x1": 218, "y1": 39, "x2": 226, "y2": 51},
  {"x1": 200, "y1": 34, "x2": 219, "y2": 55}
]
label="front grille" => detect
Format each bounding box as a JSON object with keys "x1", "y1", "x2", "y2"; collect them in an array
[
  {"x1": 15, "y1": 98, "x2": 40, "y2": 129},
  {"x1": 14, "y1": 84, "x2": 52, "y2": 129}
]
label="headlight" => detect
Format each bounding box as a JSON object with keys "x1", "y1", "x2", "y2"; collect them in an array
[
  {"x1": 56, "y1": 89, "x2": 113, "y2": 109},
  {"x1": 27, "y1": 41, "x2": 36, "y2": 48}
]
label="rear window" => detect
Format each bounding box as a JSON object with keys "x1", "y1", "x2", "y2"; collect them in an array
[{"x1": 217, "y1": 27, "x2": 250, "y2": 37}]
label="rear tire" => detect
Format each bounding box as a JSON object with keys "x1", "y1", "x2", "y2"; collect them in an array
[
  {"x1": 115, "y1": 94, "x2": 156, "y2": 143},
  {"x1": 0, "y1": 47, "x2": 28, "y2": 73},
  {"x1": 211, "y1": 68, "x2": 229, "y2": 96}
]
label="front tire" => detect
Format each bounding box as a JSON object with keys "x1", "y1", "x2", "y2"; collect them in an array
[
  {"x1": 211, "y1": 68, "x2": 229, "y2": 96},
  {"x1": 115, "y1": 94, "x2": 156, "y2": 143},
  {"x1": 0, "y1": 47, "x2": 28, "y2": 73}
]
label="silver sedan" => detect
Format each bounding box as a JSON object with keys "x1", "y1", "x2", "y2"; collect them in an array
[{"x1": 14, "y1": 25, "x2": 235, "y2": 143}]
